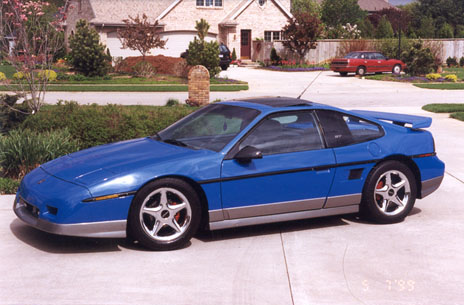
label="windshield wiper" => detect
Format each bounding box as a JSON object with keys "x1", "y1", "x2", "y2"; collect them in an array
[{"x1": 163, "y1": 138, "x2": 189, "y2": 147}]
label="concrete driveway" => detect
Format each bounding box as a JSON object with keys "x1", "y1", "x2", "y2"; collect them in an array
[
  {"x1": 1, "y1": 68, "x2": 464, "y2": 305},
  {"x1": 41, "y1": 67, "x2": 464, "y2": 108}
]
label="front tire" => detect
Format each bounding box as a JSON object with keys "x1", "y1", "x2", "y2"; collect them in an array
[
  {"x1": 361, "y1": 161, "x2": 416, "y2": 224},
  {"x1": 392, "y1": 64, "x2": 402, "y2": 74},
  {"x1": 128, "y1": 178, "x2": 201, "y2": 250}
]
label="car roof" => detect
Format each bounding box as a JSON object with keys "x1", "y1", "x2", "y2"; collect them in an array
[{"x1": 220, "y1": 96, "x2": 332, "y2": 112}]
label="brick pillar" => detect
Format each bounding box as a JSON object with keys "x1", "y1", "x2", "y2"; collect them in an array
[{"x1": 187, "y1": 65, "x2": 210, "y2": 106}]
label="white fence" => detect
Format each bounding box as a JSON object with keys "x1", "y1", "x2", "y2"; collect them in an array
[{"x1": 252, "y1": 39, "x2": 464, "y2": 64}]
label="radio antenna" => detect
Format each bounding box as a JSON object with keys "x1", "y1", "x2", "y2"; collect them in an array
[{"x1": 297, "y1": 71, "x2": 323, "y2": 99}]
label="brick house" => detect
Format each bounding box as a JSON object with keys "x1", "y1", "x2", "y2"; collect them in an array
[{"x1": 64, "y1": 0, "x2": 293, "y2": 59}]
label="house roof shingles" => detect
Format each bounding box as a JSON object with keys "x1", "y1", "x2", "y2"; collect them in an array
[{"x1": 88, "y1": 0, "x2": 173, "y2": 25}]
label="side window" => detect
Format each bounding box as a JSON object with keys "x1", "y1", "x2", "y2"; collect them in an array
[
  {"x1": 316, "y1": 110, "x2": 383, "y2": 147},
  {"x1": 239, "y1": 112, "x2": 323, "y2": 155},
  {"x1": 375, "y1": 53, "x2": 386, "y2": 60}
]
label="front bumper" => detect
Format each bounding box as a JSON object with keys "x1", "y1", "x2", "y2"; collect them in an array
[{"x1": 14, "y1": 195, "x2": 127, "y2": 238}]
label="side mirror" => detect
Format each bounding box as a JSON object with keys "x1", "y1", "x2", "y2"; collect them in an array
[{"x1": 234, "y1": 146, "x2": 262, "y2": 163}]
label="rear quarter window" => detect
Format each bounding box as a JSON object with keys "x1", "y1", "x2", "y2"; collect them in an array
[{"x1": 316, "y1": 110, "x2": 383, "y2": 147}]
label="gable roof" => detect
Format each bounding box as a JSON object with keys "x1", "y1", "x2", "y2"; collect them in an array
[
  {"x1": 88, "y1": 0, "x2": 174, "y2": 25},
  {"x1": 314, "y1": 0, "x2": 395, "y2": 12},
  {"x1": 220, "y1": 0, "x2": 292, "y2": 26}
]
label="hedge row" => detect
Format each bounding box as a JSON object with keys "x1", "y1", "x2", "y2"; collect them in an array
[{"x1": 21, "y1": 101, "x2": 197, "y2": 148}]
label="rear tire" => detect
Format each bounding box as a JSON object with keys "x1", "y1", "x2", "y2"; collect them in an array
[
  {"x1": 221, "y1": 65, "x2": 229, "y2": 71},
  {"x1": 339, "y1": 72, "x2": 348, "y2": 76},
  {"x1": 128, "y1": 178, "x2": 201, "y2": 251},
  {"x1": 361, "y1": 161, "x2": 416, "y2": 224},
  {"x1": 356, "y1": 66, "x2": 366, "y2": 76}
]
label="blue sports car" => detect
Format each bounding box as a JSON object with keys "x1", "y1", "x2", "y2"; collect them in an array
[{"x1": 14, "y1": 97, "x2": 445, "y2": 250}]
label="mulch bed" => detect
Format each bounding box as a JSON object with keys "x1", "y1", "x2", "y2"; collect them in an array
[{"x1": 115, "y1": 55, "x2": 189, "y2": 77}]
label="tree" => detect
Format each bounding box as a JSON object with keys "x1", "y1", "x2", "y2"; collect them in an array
[
  {"x1": 282, "y1": 12, "x2": 322, "y2": 64},
  {"x1": 371, "y1": 8, "x2": 411, "y2": 36},
  {"x1": 292, "y1": 0, "x2": 320, "y2": 15},
  {"x1": 69, "y1": 19, "x2": 110, "y2": 76},
  {"x1": 417, "y1": 16, "x2": 436, "y2": 38},
  {"x1": 186, "y1": 19, "x2": 220, "y2": 77},
  {"x1": 437, "y1": 22, "x2": 454, "y2": 38},
  {"x1": 376, "y1": 16, "x2": 394, "y2": 38},
  {"x1": 118, "y1": 14, "x2": 166, "y2": 61},
  {"x1": 0, "y1": 0, "x2": 65, "y2": 114},
  {"x1": 321, "y1": 0, "x2": 366, "y2": 28},
  {"x1": 357, "y1": 18, "x2": 375, "y2": 38}
]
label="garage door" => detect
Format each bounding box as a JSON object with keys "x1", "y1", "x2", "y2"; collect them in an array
[{"x1": 106, "y1": 31, "x2": 217, "y2": 58}]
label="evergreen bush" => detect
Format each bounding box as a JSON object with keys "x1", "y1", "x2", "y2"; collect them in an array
[
  {"x1": 401, "y1": 40, "x2": 435, "y2": 76},
  {"x1": 446, "y1": 56, "x2": 458, "y2": 67},
  {"x1": 69, "y1": 19, "x2": 111, "y2": 76},
  {"x1": 270, "y1": 48, "x2": 281, "y2": 65},
  {"x1": 186, "y1": 19, "x2": 220, "y2": 77}
]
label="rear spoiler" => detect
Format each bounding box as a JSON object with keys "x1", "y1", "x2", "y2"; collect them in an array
[{"x1": 351, "y1": 110, "x2": 432, "y2": 129}]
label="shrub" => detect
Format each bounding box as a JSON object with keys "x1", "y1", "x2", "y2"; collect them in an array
[
  {"x1": 426, "y1": 73, "x2": 441, "y2": 80},
  {"x1": 0, "y1": 177, "x2": 20, "y2": 194},
  {"x1": 12, "y1": 72, "x2": 25, "y2": 80},
  {"x1": 186, "y1": 19, "x2": 221, "y2": 77},
  {"x1": 444, "y1": 74, "x2": 458, "y2": 82},
  {"x1": 231, "y1": 48, "x2": 237, "y2": 61},
  {"x1": 376, "y1": 39, "x2": 413, "y2": 61},
  {"x1": 0, "y1": 95, "x2": 28, "y2": 133},
  {"x1": 460, "y1": 57, "x2": 464, "y2": 67},
  {"x1": 0, "y1": 129, "x2": 80, "y2": 179},
  {"x1": 132, "y1": 61, "x2": 156, "y2": 77},
  {"x1": 165, "y1": 98, "x2": 179, "y2": 106},
  {"x1": 270, "y1": 48, "x2": 281, "y2": 65},
  {"x1": 337, "y1": 39, "x2": 374, "y2": 57},
  {"x1": 401, "y1": 40, "x2": 435, "y2": 76},
  {"x1": 69, "y1": 19, "x2": 111, "y2": 76},
  {"x1": 0, "y1": 72, "x2": 6, "y2": 81},
  {"x1": 37, "y1": 70, "x2": 57, "y2": 82},
  {"x1": 446, "y1": 56, "x2": 458, "y2": 67},
  {"x1": 21, "y1": 101, "x2": 197, "y2": 149}
]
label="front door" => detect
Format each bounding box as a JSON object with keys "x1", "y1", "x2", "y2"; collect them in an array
[
  {"x1": 221, "y1": 111, "x2": 336, "y2": 220},
  {"x1": 240, "y1": 30, "x2": 251, "y2": 59}
]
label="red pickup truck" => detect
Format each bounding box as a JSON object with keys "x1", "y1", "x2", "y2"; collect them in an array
[{"x1": 330, "y1": 51, "x2": 406, "y2": 76}]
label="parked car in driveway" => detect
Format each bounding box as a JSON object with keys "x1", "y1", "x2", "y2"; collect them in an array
[
  {"x1": 14, "y1": 97, "x2": 444, "y2": 251},
  {"x1": 180, "y1": 43, "x2": 232, "y2": 71},
  {"x1": 330, "y1": 51, "x2": 406, "y2": 76}
]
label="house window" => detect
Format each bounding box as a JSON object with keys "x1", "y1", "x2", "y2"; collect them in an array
[
  {"x1": 259, "y1": 0, "x2": 266, "y2": 6},
  {"x1": 197, "y1": 0, "x2": 222, "y2": 7},
  {"x1": 264, "y1": 31, "x2": 282, "y2": 42}
]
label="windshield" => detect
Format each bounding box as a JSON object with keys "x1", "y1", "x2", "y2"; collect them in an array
[
  {"x1": 344, "y1": 52, "x2": 362, "y2": 59},
  {"x1": 158, "y1": 104, "x2": 260, "y2": 152}
]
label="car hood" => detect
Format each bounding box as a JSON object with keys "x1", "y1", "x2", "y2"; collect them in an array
[{"x1": 41, "y1": 137, "x2": 207, "y2": 186}]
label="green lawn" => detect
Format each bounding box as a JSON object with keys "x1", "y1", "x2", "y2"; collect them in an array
[
  {"x1": 442, "y1": 67, "x2": 464, "y2": 79},
  {"x1": 422, "y1": 103, "x2": 464, "y2": 113},
  {"x1": 422, "y1": 103, "x2": 464, "y2": 122},
  {"x1": 414, "y1": 83, "x2": 464, "y2": 90},
  {"x1": 0, "y1": 84, "x2": 249, "y2": 92},
  {"x1": 0, "y1": 64, "x2": 16, "y2": 79}
]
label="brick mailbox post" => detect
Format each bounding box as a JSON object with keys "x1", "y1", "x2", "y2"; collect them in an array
[{"x1": 187, "y1": 65, "x2": 210, "y2": 106}]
